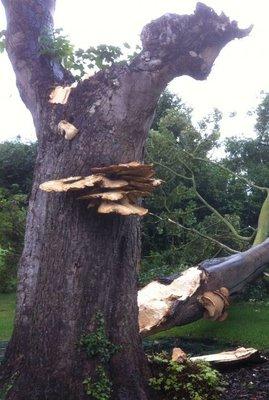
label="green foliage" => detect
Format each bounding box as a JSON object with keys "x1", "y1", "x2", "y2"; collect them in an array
[
  {"x1": 253, "y1": 191, "x2": 269, "y2": 245},
  {"x1": 80, "y1": 312, "x2": 120, "y2": 363},
  {"x1": 149, "y1": 353, "x2": 223, "y2": 400},
  {"x1": 139, "y1": 249, "x2": 187, "y2": 287},
  {"x1": 80, "y1": 312, "x2": 120, "y2": 398},
  {"x1": 0, "y1": 189, "x2": 27, "y2": 292},
  {"x1": 0, "y1": 381, "x2": 13, "y2": 399},
  {"x1": 39, "y1": 28, "x2": 75, "y2": 69},
  {"x1": 83, "y1": 366, "x2": 112, "y2": 400},
  {"x1": 0, "y1": 247, "x2": 10, "y2": 292},
  {"x1": 141, "y1": 97, "x2": 250, "y2": 285},
  {"x1": 0, "y1": 372, "x2": 18, "y2": 400},
  {"x1": 0, "y1": 139, "x2": 35, "y2": 292},
  {"x1": 74, "y1": 45, "x2": 123, "y2": 71},
  {"x1": 242, "y1": 280, "x2": 268, "y2": 302},
  {"x1": 0, "y1": 293, "x2": 15, "y2": 341},
  {"x1": 151, "y1": 90, "x2": 191, "y2": 130},
  {"x1": 255, "y1": 92, "x2": 269, "y2": 142},
  {"x1": 0, "y1": 140, "x2": 36, "y2": 193},
  {"x1": 39, "y1": 28, "x2": 137, "y2": 79},
  {"x1": 0, "y1": 30, "x2": 5, "y2": 54}
]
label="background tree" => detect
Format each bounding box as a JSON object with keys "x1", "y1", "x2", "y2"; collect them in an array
[
  {"x1": 140, "y1": 100, "x2": 249, "y2": 285},
  {"x1": 0, "y1": 140, "x2": 35, "y2": 292},
  {"x1": 0, "y1": 139, "x2": 36, "y2": 194}
]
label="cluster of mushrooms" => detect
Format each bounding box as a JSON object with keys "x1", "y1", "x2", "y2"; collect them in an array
[{"x1": 39, "y1": 162, "x2": 162, "y2": 216}]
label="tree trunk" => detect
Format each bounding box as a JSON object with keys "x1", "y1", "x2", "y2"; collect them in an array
[
  {"x1": 2, "y1": 69, "x2": 154, "y2": 400},
  {"x1": 0, "y1": 1, "x2": 250, "y2": 399}
]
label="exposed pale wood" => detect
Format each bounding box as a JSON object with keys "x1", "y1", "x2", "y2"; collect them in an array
[
  {"x1": 58, "y1": 120, "x2": 79, "y2": 140},
  {"x1": 171, "y1": 348, "x2": 187, "y2": 363},
  {"x1": 190, "y1": 347, "x2": 262, "y2": 368},
  {"x1": 138, "y1": 267, "x2": 203, "y2": 334},
  {"x1": 49, "y1": 84, "x2": 77, "y2": 104}
]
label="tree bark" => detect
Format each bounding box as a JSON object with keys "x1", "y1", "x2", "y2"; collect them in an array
[{"x1": 0, "y1": 2, "x2": 250, "y2": 399}]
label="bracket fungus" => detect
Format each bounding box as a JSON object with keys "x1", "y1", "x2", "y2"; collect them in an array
[
  {"x1": 39, "y1": 162, "x2": 162, "y2": 216},
  {"x1": 199, "y1": 287, "x2": 230, "y2": 321}
]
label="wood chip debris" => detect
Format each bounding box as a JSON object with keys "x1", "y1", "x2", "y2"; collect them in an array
[{"x1": 39, "y1": 162, "x2": 162, "y2": 216}]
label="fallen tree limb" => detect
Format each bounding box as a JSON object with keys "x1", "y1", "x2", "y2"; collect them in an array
[
  {"x1": 190, "y1": 347, "x2": 265, "y2": 369},
  {"x1": 138, "y1": 239, "x2": 269, "y2": 336}
]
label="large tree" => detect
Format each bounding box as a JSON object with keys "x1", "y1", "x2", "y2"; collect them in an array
[{"x1": 0, "y1": 2, "x2": 250, "y2": 399}]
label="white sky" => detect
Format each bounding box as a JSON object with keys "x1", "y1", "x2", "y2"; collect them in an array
[{"x1": 0, "y1": 0, "x2": 269, "y2": 143}]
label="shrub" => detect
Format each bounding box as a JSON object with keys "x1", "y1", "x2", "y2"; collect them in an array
[{"x1": 149, "y1": 353, "x2": 224, "y2": 400}]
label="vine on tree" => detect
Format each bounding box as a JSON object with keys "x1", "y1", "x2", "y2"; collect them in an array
[{"x1": 80, "y1": 312, "x2": 121, "y2": 399}]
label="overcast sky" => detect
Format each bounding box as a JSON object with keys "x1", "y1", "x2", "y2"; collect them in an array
[{"x1": 0, "y1": 0, "x2": 268, "y2": 143}]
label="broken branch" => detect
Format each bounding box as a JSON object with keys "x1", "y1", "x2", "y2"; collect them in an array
[{"x1": 138, "y1": 239, "x2": 269, "y2": 336}]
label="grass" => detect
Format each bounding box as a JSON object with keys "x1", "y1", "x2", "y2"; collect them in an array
[
  {"x1": 151, "y1": 301, "x2": 269, "y2": 350},
  {"x1": 0, "y1": 293, "x2": 269, "y2": 350},
  {"x1": 0, "y1": 293, "x2": 16, "y2": 341}
]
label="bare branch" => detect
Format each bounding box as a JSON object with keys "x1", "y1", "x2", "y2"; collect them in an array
[
  {"x1": 191, "y1": 154, "x2": 268, "y2": 192},
  {"x1": 149, "y1": 212, "x2": 239, "y2": 254},
  {"x1": 192, "y1": 178, "x2": 254, "y2": 242},
  {"x1": 148, "y1": 152, "x2": 253, "y2": 243}
]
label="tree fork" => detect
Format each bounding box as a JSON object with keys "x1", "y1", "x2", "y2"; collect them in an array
[{"x1": 0, "y1": 1, "x2": 250, "y2": 399}]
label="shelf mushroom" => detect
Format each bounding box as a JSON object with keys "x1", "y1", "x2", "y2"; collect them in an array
[{"x1": 39, "y1": 162, "x2": 163, "y2": 216}]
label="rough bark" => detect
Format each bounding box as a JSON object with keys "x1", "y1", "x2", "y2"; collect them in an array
[
  {"x1": 0, "y1": 1, "x2": 250, "y2": 399},
  {"x1": 139, "y1": 239, "x2": 269, "y2": 336}
]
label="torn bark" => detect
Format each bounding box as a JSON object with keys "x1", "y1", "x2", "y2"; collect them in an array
[
  {"x1": 1, "y1": 1, "x2": 251, "y2": 399},
  {"x1": 139, "y1": 239, "x2": 269, "y2": 337}
]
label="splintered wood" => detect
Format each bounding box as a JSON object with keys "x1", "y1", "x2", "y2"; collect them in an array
[
  {"x1": 39, "y1": 162, "x2": 162, "y2": 216},
  {"x1": 138, "y1": 267, "x2": 203, "y2": 334}
]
